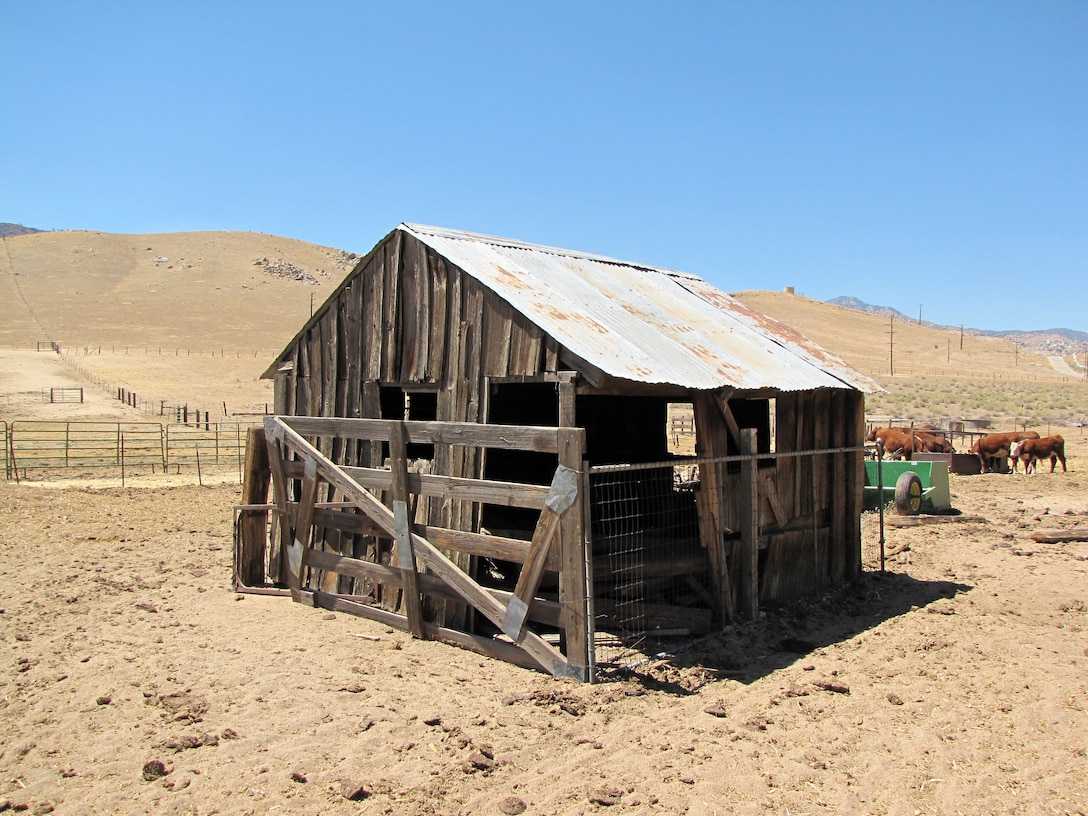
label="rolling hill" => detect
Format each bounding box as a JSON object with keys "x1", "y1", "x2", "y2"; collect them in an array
[
  {"x1": 0, "y1": 229, "x2": 353, "y2": 351},
  {"x1": 1, "y1": 228, "x2": 1084, "y2": 426},
  {"x1": 732, "y1": 290, "x2": 1071, "y2": 383}
]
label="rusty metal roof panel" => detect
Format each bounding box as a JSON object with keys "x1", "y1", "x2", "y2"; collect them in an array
[{"x1": 402, "y1": 224, "x2": 878, "y2": 393}]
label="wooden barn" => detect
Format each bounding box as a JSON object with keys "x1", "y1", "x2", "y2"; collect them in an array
[{"x1": 239, "y1": 223, "x2": 878, "y2": 680}]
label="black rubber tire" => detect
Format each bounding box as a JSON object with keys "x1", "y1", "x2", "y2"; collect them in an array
[{"x1": 894, "y1": 471, "x2": 923, "y2": 515}]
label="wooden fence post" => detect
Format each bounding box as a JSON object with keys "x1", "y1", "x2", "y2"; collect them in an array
[
  {"x1": 693, "y1": 392, "x2": 733, "y2": 625},
  {"x1": 557, "y1": 427, "x2": 590, "y2": 680},
  {"x1": 389, "y1": 421, "x2": 426, "y2": 638},
  {"x1": 235, "y1": 427, "x2": 271, "y2": 589}
]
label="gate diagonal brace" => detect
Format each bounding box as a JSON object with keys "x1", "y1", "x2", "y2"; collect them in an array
[
  {"x1": 287, "y1": 457, "x2": 320, "y2": 601},
  {"x1": 394, "y1": 499, "x2": 426, "y2": 638},
  {"x1": 501, "y1": 465, "x2": 578, "y2": 640},
  {"x1": 266, "y1": 416, "x2": 572, "y2": 676}
]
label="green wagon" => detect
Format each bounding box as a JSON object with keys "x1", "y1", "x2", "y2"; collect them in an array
[{"x1": 864, "y1": 459, "x2": 952, "y2": 515}]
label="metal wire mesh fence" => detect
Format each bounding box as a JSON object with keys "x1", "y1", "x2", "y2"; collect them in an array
[
  {"x1": 588, "y1": 462, "x2": 704, "y2": 671},
  {"x1": 588, "y1": 447, "x2": 866, "y2": 675}
]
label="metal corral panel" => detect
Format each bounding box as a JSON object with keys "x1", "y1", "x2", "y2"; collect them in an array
[{"x1": 404, "y1": 224, "x2": 877, "y2": 393}]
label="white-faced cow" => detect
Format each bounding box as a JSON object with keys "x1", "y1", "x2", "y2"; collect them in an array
[
  {"x1": 968, "y1": 431, "x2": 1041, "y2": 473},
  {"x1": 1010, "y1": 435, "x2": 1067, "y2": 474}
]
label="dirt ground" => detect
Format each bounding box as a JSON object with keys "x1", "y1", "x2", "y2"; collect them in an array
[{"x1": 1, "y1": 442, "x2": 1086, "y2": 815}]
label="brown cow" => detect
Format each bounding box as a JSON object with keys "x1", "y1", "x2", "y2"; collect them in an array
[
  {"x1": 1010, "y1": 435, "x2": 1066, "y2": 473},
  {"x1": 913, "y1": 430, "x2": 954, "y2": 454},
  {"x1": 867, "y1": 427, "x2": 953, "y2": 459},
  {"x1": 968, "y1": 431, "x2": 1041, "y2": 473},
  {"x1": 867, "y1": 427, "x2": 922, "y2": 460}
]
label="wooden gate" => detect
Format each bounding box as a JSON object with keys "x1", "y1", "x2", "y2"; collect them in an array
[{"x1": 261, "y1": 415, "x2": 591, "y2": 680}]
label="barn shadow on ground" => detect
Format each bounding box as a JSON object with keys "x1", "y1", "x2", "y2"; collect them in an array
[{"x1": 598, "y1": 569, "x2": 973, "y2": 695}]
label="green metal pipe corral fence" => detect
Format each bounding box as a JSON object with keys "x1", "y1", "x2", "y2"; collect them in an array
[{"x1": 1, "y1": 420, "x2": 260, "y2": 481}]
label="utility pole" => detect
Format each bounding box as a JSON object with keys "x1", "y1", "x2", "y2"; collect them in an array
[
  {"x1": 918, "y1": 304, "x2": 923, "y2": 325},
  {"x1": 960, "y1": 324, "x2": 964, "y2": 350}
]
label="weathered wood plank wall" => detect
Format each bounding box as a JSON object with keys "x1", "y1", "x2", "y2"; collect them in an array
[
  {"x1": 274, "y1": 233, "x2": 556, "y2": 624},
  {"x1": 276, "y1": 234, "x2": 550, "y2": 425},
  {"x1": 751, "y1": 388, "x2": 865, "y2": 605}
]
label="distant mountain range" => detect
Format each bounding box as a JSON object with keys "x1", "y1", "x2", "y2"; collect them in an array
[{"x1": 827, "y1": 296, "x2": 1088, "y2": 355}]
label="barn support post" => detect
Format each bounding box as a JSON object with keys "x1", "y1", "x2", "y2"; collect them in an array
[
  {"x1": 693, "y1": 391, "x2": 732, "y2": 625},
  {"x1": 828, "y1": 391, "x2": 847, "y2": 582},
  {"x1": 557, "y1": 374, "x2": 577, "y2": 427},
  {"x1": 738, "y1": 428, "x2": 760, "y2": 620},
  {"x1": 847, "y1": 390, "x2": 866, "y2": 579}
]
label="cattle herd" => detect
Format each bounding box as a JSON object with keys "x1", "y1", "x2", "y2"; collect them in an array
[{"x1": 866, "y1": 426, "x2": 1068, "y2": 474}]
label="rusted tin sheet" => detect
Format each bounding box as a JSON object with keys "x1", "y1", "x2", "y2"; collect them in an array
[{"x1": 404, "y1": 224, "x2": 877, "y2": 393}]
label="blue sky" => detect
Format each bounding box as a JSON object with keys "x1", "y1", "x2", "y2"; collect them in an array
[{"x1": 3, "y1": 2, "x2": 1085, "y2": 333}]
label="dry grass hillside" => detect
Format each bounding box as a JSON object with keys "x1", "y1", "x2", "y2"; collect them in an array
[
  {"x1": 1, "y1": 230, "x2": 1085, "y2": 427},
  {"x1": 0, "y1": 230, "x2": 357, "y2": 419},
  {"x1": 0, "y1": 230, "x2": 354, "y2": 350},
  {"x1": 731, "y1": 290, "x2": 1069, "y2": 382},
  {"x1": 733, "y1": 290, "x2": 1088, "y2": 428}
]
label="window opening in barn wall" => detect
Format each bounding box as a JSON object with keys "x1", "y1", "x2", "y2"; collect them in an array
[
  {"x1": 379, "y1": 386, "x2": 438, "y2": 461},
  {"x1": 668, "y1": 402, "x2": 696, "y2": 459}
]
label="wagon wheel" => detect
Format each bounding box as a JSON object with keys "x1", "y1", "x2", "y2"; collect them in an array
[{"x1": 894, "y1": 471, "x2": 923, "y2": 516}]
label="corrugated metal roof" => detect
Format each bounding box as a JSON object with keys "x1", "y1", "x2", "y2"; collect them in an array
[{"x1": 402, "y1": 223, "x2": 878, "y2": 393}]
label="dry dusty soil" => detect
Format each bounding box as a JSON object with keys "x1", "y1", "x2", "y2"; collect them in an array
[{"x1": 1, "y1": 439, "x2": 1087, "y2": 816}]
